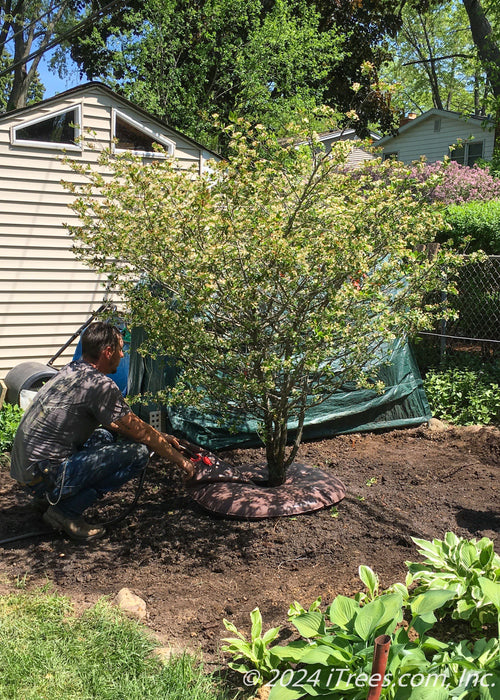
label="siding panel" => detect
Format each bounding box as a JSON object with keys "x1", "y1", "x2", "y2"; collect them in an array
[
  {"x1": 0, "y1": 83, "x2": 219, "y2": 380},
  {"x1": 379, "y1": 111, "x2": 495, "y2": 164}
]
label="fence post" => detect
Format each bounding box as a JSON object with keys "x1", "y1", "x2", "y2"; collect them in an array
[{"x1": 440, "y1": 268, "x2": 447, "y2": 362}]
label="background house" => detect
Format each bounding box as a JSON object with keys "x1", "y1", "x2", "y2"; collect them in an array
[
  {"x1": 300, "y1": 128, "x2": 379, "y2": 168},
  {"x1": 377, "y1": 109, "x2": 495, "y2": 165},
  {"x1": 0, "y1": 82, "x2": 220, "y2": 382}
]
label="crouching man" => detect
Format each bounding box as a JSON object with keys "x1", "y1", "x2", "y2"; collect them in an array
[{"x1": 10, "y1": 322, "x2": 194, "y2": 542}]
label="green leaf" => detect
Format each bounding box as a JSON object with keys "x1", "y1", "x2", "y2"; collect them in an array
[
  {"x1": 411, "y1": 610, "x2": 437, "y2": 637},
  {"x1": 459, "y1": 541, "x2": 480, "y2": 570},
  {"x1": 328, "y1": 595, "x2": 358, "y2": 629},
  {"x1": 223, "y1": 618, "x2": 244, "y2": 637},
  {"x1": 407, "y1": 685, "x2": 449, "y2": 700},
  {"x1": 359, "y1": 565, "x2": 379, "y2": 597},
  {"x1": 478, "y1": 674, "x2": 500, "y2": 700},
  {"x1": 479, "y1": 541, "x2": 495, "y2": 568},
  {"x1": 250, "y1": 607, "x2": 263, "y2": 642},
  {"x1": 270, "y1": 643, "x2": 311, "y2": 664},
  {"x1": 262, "y1": 626, "x2": 281, "y2": 645},
  {"x1": 478, "y1": 577, "x2": 500, "y2": 610},
  {"x1": 410, "y1": 589, "x2": 457, "y2": 616},
  {"x1": 354, "y1": 594, "x2": 403, "y2": 641},
  {"x1": 292, "y1": 611, "x2": 326, "y2": 638},
  {"x1": 269, "y1": 681, "x2": 307, "y2": 700}
]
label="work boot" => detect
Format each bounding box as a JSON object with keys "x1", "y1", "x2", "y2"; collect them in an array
[{"x1": 43, "y1": 505, "x2": 105, "y2": 542}]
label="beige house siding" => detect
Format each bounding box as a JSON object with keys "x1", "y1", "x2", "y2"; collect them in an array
[
  {"x1": 314, "y1": 129, "x2": 379, "y2": 168},
  {"x1": 0, "y1": 83, "x2": 220, "y2": 380},
  {"x1": 378, "y1": 110, "x2": 495, "y2": 164}
]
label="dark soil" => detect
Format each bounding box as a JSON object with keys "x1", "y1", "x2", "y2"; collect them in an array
[{"x1": 0, "y1": 422, "x2": 498, "y2": 668}]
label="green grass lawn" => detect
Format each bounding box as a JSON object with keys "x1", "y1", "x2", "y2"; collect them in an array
[{"x1": 0, "y1": 585, "x2": 234, "y2": 700}]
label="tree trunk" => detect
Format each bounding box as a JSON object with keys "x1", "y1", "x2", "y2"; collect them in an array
[
  {"x1": 6, "y1": 66, "x2": 30, "y2": 111},
  {"x1": 264, "y1": 387, "x2": 308, "y2": 487},
  {"x1": 462, "y1": 0, "x2": 500, "y2": 100},
  {"x1": 419, "y1": 12, "x2": 444, "y2": 111},
  {"x1": 462, "y1": 0, "x2": 500, "y2": 158},
  {"x1": 265, "y1": 417, "x2": 288, "y2": 487}
]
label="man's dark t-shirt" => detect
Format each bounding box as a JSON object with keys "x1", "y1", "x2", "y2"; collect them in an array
[{"x1": 10, "y1": 361, "x2": 131, "y2": 484}]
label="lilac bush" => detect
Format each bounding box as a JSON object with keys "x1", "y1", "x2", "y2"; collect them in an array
[{"x1": 409, "y1": 160, "x2": 500, "y2": 205}]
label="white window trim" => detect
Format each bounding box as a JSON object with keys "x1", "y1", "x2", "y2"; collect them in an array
[
  {"x1": 11, "y1": 103, "x2": 83, "y2": 151},
  {"x1": 112, "y1": 109, "x2": 175, "y2": 157}
]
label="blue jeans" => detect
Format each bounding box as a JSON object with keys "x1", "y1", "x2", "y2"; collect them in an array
[{"x1": 29, "y1": 429, "x2": 150, "y2": 517}]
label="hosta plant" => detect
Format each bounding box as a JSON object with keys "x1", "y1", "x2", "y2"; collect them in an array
[
  {"x1": 429, "y1": 579, "x2": 500, "y2": 699},
  {"x1": 223, "y1": 583, "x2": 456, "y2": 698},
  {"x1": 222, "y1": 540, "x2": 500, "y2": 699},
  {"x1": 406, "y1": 532, "x2": 500, "y2": 628},
  {"x1": 221, "y1": 607, "x2": 281, "y2": 684}
]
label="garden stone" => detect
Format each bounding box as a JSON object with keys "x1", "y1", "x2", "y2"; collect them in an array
[
  {"x1": 428, "y1": 418, "x2": 450, "y2": 432},
  {"x1": 114, "y1": 587, "x2": 147, "y2": 620},
  {"x1": 151, "y1": 645, "x2": 187, "y2": 663}
]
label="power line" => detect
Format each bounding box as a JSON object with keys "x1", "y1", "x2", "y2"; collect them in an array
[
  {"x1": 0, "y1": 0, "x2": 122, "y2": 80},
  {"x1": 1, "y1": 0, "x2": 71, "y2": 50}
]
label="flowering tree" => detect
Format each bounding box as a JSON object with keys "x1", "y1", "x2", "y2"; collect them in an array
[{"x1": 65, "y1": 121, "x2": 463, "y2": 486}]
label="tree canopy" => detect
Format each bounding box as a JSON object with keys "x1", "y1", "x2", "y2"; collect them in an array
[
  {"x1": 381, "y1": 1, "x2": 487, "y2": 116},
  {"x1": 65, "y1": 0, "x2": 403, "y2": 148},
  {"x1": 64, "y1": 117, "x2": 465, "y2": 484},
  {"x1": 381, "y1": 0, "x2": 500, "y2": 131}
]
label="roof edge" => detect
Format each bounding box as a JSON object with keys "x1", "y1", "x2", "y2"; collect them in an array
[
  {"x1": 377, "y1": 108, "x2": 493, "y2": 145},
  {"x1": 0, "y1": 81, "x2": 221, "y2": 159}
]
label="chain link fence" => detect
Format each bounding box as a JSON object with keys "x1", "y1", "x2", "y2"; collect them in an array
[{"x1": 419, "y1": 255, "x2": 500, "y2": 360}]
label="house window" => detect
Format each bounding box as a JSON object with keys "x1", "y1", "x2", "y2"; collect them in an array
[
  {"x1": 467, "y1": 141, "x2": 483, "y2": 165},
  {"x1": 11, "y1": 106, "x2": 81, "y2": 150},
  {"x1": 113, "y1": 110, "x2": 174, "y2": 157},
  {"x1": 383, "y1": 152, "x2": 398, "y2": 161},
  {"x1": 450, "y1": 141, "x2": 483, "y2": 166},
  {"x1": 434, "y1": 119, "x2": 441, "y2": 132}
]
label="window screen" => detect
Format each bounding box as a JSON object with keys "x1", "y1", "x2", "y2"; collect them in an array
[
  {"x1": 450, "y1": 145, "x2": 465, "y2": 165},
  {"x1": 450, "y1": 142, "x2": 483, "y2": 167}
]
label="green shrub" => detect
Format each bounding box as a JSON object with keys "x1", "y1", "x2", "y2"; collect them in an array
[
  {"x1": 442, "y1": 199, "x2": 500, "y2": 253},
  {"x1": 0, "y1": 403, "x2": 23, "y2": 452},
  {"x1": 423, "y1": 365, "x2": 500, "y2": 425}
]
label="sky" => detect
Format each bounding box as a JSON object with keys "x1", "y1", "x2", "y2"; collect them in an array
[{"x1": 37, "y1": 50, "x2": 83, "y2": 99}]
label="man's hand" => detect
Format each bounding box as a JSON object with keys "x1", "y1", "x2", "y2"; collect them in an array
[
  {"x1": 163, "y1": 433, "x2": 181, "y2": 450},
  {"x1": 181, "y1": 459, "x2": 196, "y2": 481}
]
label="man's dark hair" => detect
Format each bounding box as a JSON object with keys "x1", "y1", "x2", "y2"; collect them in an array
[{"x1": 81, "y1": 322, "x2": 121, "y2": 361}]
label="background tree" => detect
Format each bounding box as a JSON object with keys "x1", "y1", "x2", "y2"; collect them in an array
[
  {"x1": 0, "y1": 0, "x2": 84, "y2": 110},
  {"x1": 0, "y1": 49, "x2": 43, "y2": 110},
  {"x1": 462, "y1": 0, "x2": 500, "y2": 106},
  {"x1": 63, "y1": 0, "x2": 403, "y2": 149},
  {"x1": 64, "y1": 118, "x2": 463, "y2": 486},
  {"x1": 381, "y1": 1, "x2": 487, "y2": 115}
]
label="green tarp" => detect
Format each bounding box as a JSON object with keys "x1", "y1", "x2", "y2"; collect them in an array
[{"x1": 128, "y1": 331, "x2": 431, "y2": 450}]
